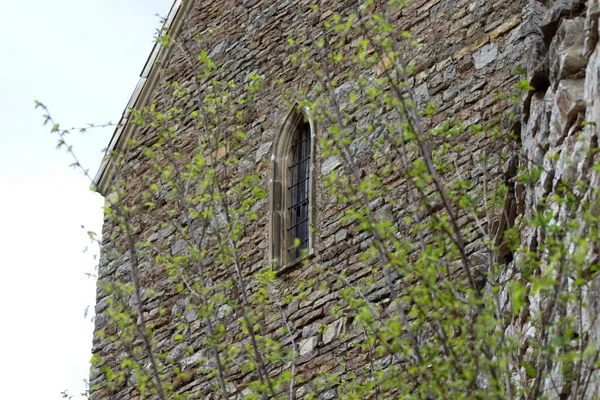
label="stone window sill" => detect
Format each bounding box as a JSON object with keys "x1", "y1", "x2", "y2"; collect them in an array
[{"x1": 275, "y1": 248, "x2": 315, "y2": 276}]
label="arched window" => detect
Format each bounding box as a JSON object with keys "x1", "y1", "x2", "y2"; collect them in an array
[{"x1": 271, "y1": 106, "x2": 315, "y2": 268}]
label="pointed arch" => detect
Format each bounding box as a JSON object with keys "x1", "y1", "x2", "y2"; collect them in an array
[{"x1": 270, "y1": 105, "x2": 316, "y2": 268}]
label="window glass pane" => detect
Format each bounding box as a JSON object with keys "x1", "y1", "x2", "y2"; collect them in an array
[{"x1": 288, "y1": 120, "x2": 311, "y2": 260}]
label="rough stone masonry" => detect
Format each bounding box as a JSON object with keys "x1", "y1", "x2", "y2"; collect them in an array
[
  {"x1": 509, "y1": 0, "x2": 600, "y2": 396},
  {"x1": 88, "y1": 0, "x2": 600, "y2": 398}
]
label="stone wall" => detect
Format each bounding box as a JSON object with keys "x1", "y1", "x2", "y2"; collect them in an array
[
  {"x1": 85, "y1": 0, "x2": 599, "y2": 398},
  {"x1": 505, "y1": 0, "x2": 600, "y2": 397}
]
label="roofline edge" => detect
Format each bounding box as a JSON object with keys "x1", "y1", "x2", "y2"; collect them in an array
[{"x1": 92, "y1": 0, "x2": 195, "y2": 196}]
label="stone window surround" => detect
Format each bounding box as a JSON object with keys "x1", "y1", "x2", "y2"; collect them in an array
[{"x1": 270, "y1": 105, "x2": 317, "y2": 271}]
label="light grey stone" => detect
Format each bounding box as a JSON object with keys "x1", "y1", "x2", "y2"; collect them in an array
[
  {"x1": 369, "y1": 197, "x2": 384, "y2": 210},
  {"x1": 375, "y1": 355, "x2": 394, "y2": 371},
  {"x1": 158, "y1": 224, "x2": 176, "y2": 240},
  {"x1": 218, "y1": 304, "x2": 233, "y2": 319},
  {"x1": 295, "y1": 386, "x2": 307, "y2": 398},
  {"x1": 287, "y1": 299, "x2": 299, "y2": 315},
  {"x1": 145, "y1": 232, "x2": 159, "y2": 243},
  {"x1": 240, "y1": 388, "x2": 253, "y2": 399},
  {"x1": 299, "y1": 336, "x2": 318, "y2": 356},
  {"x1": 239, "y1": 158, "x2": 254, "y2": 173},
  {"x1": 172, "y1": 298, "x2": 189, "y2": 316},
  {"x1": 210, "y1": 213, "x2": 227, "y2": 230},
  {"x1": 95, "y1": 296, "x2": 110, "y2": 314},
  {"x1": 335, "y1": 229, "x2": 348, "y2": 243},
  {"x1": 182, "y1": 350, "x2": 204, "y2": 367},
  {"x1": 334, "y1": 81, "x2": 353, "y2": 108},
  {"x1": 463, "y1": 112, "x2": 481, "y2": 128},
  {"x1": 468, "y1": 0, "x2": 485, "y2": 13},
  {"x1": 541, "y1": 0, "x2": 581, "y2": 43},
  {"x1": 168, "y1": 343, "x2": 187, "y2": 361},
  {"x1": 185, "y1": 308, "x2": 197, "y2": 323},
  {"x1": 414, "y1": 83, "x2": 430, "y2": 106},
  {"x1": 323, "y1": 318, "x2": 346, "y2": 344},
  {"x1": 548, "y1": 79, "x2": 585, "y2": 147},
  {"x1": 245, "y1": 69, "x2": 259, "y2": 82},
  {"x1": 171, "y1": 239, "x2": 188, "y2": 256},
  {"x1": 255, "y1": 141, "x2": 272, "y2": 163},
  {"x1": 443, "y1": 86, "x2": 458, "y2": 102},
  {"x1": 321, "y1": 156, "x2": 343, "y2": 175},
  {"x1": 554, "y1": 135, "x2": 580, "y2": 188},
  {"x1": 322, "y1": 391, "x2": 336, "y2": 400},
  {"x1": 473, "y1": 44, "x2": 498, "y2": 69},
  {"x1": 115, "y1": 262, "x2": 131, "y2": 279},
  {"x1": 209, "y1": 40, "x2": 227, "y2": 58},
  {"x1": 549, "y1": 18, "x2": 587, "y2": 84},
  {"x1": 301, "y1": 322, "x2": 321, "y2": 338},
  {"x1": 350, "y1": 137, "x2": 370, "y2": 156},
  {"x1": 99, "y1": 254, "x2": 110, "y2": 268},
  {"x1": 375, "y1": 204, "x2": 393, "y2": 222},
  {"x1": 584, "y1": 0, "x2": 600, "y2": 56},
  {"x1": 323, "y1": 235, "x2": 335, "y2": 248},
  {"x1": 444, "y1": 64, "x2": 457, "y2": 80}
]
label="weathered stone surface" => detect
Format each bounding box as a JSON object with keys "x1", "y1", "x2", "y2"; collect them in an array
[
  {"x1": 512, "y1": 2, "x2": 600, "y2": 397},
  {"x1": 209, "y1": 40, "x2": 227, "y2": 58},
  {"x1": 299, "y1": 336, "x2": 318, "y2": 356},
  {"x1": 335, "y1": 229, "x2": 348, "y2": 243},
  {"x1": 473, "y1": 43, "x2": 498, "y2": 70},
  {"x1": 548, "y1": 79, "x2": 585, "y2": 146},
  {"x1": 526, "y1": 36, "x2": 549, "y2": 90},
  {"x1": 323, "y1": 318, "x2": 346, "y2": 344},
  {"x1": 321, "y1": 156, "x2": 342, "y2": 175},
  {"x1": 255, "y1": 141, "x2": 272, "y2": 163},
  {"x1": 584, "y1": 0, "x2": 600, "y2": 56},
  {"x1": 182, "y1": 350, "x2": 204, "y2": 367},
  {"x1": 217, "y1": 304, "x2": 233, "y2": 319},
  {"x1": 171, "y1": 239, "x2": 187, "y2": 256},
  {"x1": 414, "y1": 82, "x2": 430, "y2": 106},
  {"x1": 374, "y1": 204, "x2": 393, "y2": 223},
  {"x1": 549, "y1": 18, "x2": 587, "y2": 84},
  {"x1": 541, "y1": 0, "x2": 584, "y2": 45}
]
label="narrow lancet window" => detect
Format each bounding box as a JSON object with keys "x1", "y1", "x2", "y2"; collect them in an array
[
  {"x1": 288, "y1": 121, "x2": 311, "y2": 259},
  {"x1": 271, "y1": 107, "x2": 315, "y2": 267}
]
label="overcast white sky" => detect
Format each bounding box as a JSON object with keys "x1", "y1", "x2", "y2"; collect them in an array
[{"x1": 0, "y1": 0, "x2": 174, "y2": 397}]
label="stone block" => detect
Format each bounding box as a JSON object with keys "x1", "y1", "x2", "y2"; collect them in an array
[
  {"x1": 541, "y1": 0, "x2": 584, "y2": 46},
  {"x1": 299, "y1": 336, "x2": 318, "y2": 356},
  {"x1": 171, "y1": 239, "x2": 188, "y2": 256},
  {"x1": 549, "y1": 79, "x2": 585, "y2": 147},
  {"x1": 323, "y1": 317, "x2": 346, "y2": 344},
  {"x1": 584, "y1": 0, "x2": 600, "y2": 56},
  {"x1": 526, "y1": 36, "x2": 550, "y2": 91},
  {"x1": 335, "y1": 229, "x2": 348, "y2": 243},
  {"x1": 584, "y1": 27, "x2": 600, "y2": 137},
  {"x1": 549, "y1": 18, "x2": 587, "y2": 85},
  {"x1": 414, "y1": 82, "x2": 431, "y2": 106},
  {"x1": 523, "y1": 91, "x2": 545, "y2": 155},
  {"x1": 375, "y1": 204, "x2": 393, "y2": 222},
  {"x1": 218, "y1": 304, "x2": 233, "y2": 319},
  {"x1": 473, "y1": 43, "x2": 498, "y2": 70},
  {"x1": 321, "y1": 156, "x2": 343, "y2": 175},
  {"x1": 255, "y1": 141, "x2": 272, "y2": 163},
  {"x1": 301, "y1": 321, "x2": 321, "y2": 338}
]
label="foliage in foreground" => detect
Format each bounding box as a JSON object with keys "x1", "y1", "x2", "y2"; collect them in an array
[{"x1": 41, "y1": 1, "x2": 600, "y2": 399}]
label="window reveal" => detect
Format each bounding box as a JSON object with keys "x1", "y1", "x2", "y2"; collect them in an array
[{"x1": 288, "y1": 121, "x2": 311, "y2": 260}]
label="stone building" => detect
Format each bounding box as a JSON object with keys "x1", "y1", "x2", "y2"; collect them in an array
[{"x1": 89, "y1": 0, "x2": 600, "y2": 398}]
